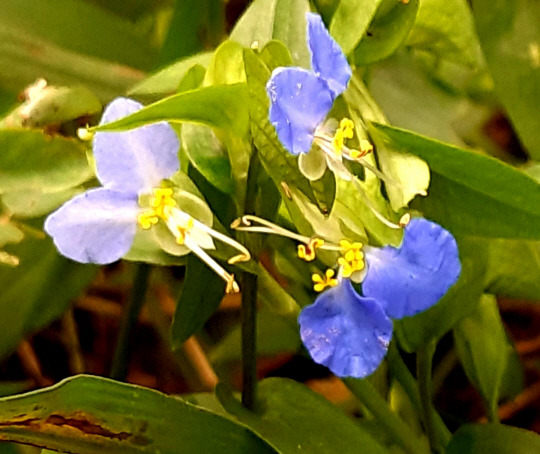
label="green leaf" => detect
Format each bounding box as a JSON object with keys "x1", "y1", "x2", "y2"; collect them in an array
[
  {"x1": 2, "y1": 188, "x2": 83, "y2": 219},
  {"x1": 128, "y1": 52, "x2": 213, "y2": 99},
  {"x1": 447, "y1": 424, "x2": 540, "y2": 454},
  {"x1": 453, "y1": 295, "x2": 514, "y2": 417},
  {"x1": 369, "y1": 53, "x2": 466, "y2": 146},
  {"x1": 346, "y1": 74, "x2": 430, "y2": 211},
  {"x1": 329, "y1": 0, "x2": 383, "y2": 55},
  {"x1": 204, "y1": 41, "x2": 246, "y2": 86},
  {"x1": 0, "y1": 375, "x2": 276, "y2": 454},
  {"x1": 0, "y1": 237, "x2": 96, "y2": 360},
  {"x1": 95, "y1": 84, "x2": 249, "y2": 138},
  {"x1": 176, "y1": 65, "x2": 206, "y2": 93},
  {"x1": 484, "y1": 239, "x2": 540, "y2": 300},
  {"x1": 181, "y1": 124, "x2": 234, "y2": 194},
  {"x1": 230, "y1": 0, "x2": 310, "y2": 67},
  {"x1": 372, "y1": 123, "x2": 540, "y2": 239},
  {"x1": 158, "y1": 0, "x2": 224, "y2": 66},
  {"x1": 472, "y1": 0, "x2": 540, "y2": 159},
  {"x1": 353, "y1": 0, "x2": 419, "y2": 65},
  {"x1": 171, "y1": 254, "x2": 225, "y2": 349},
  {"x1": 0, "y1": 130, "x2": 92, "y2": 193},
  {"x1": 407, "y1": 0, "x2": 481, "y2": 66},
  {"x1": 217, "y1": 378, "x2": 390, "y2": 454},
  {"x1": 0, "y1": 84, "x2": 101, "y2": 129},
  {"x1": 0, "y1": 223, "x2": 23, "y2": 248},
  {"x1": 395, "y1": 237, "x2": 487, "y2": 352},
  {"x1": 0, "y1": 27, "x2": 143, "y2": 102},
  {"x1": 1, "y1": 0, "x2": 157, "y2": 70}
]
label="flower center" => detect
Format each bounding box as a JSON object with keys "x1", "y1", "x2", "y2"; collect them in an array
[
  {"x1": 338, "y1": 240, "x2": 365, "y2": 278},
  {"x1": 316, "y1": 117, "x2": 374, "y2": 160},
  {"x1": 138, "y1": 188, "x2": 178, "y2": 228}
]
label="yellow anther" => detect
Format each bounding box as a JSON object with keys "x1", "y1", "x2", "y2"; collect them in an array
[
  {"x1": 312, "y1": 269, "x2": 339, "y2": 292},
  {"x1": 331, "y1": 130, "x2": 345, "y2": 156},
  {"x1": 340, "y1": 118, "x2": 354, "y2": 139},
  {"x1": 225, "y1": 274, "x2": 240, "y2": 294},
  {"x1": 349, "y1": 139, "x2": 373, "y2": 159},
  {"x1": 174, "y1": 216, "x2": 194, "y2": 245},
  {"x1": 331, "y1": 118, "x2": 355, "y2": 155},
  {"x1": 137, "y1": 211, "x2": 159, "y2": 229},
  {"x1": 138, "y1": 187, "x2": 177, "y2": 229},
  {"x1": 298, "y1": 238, "x2": 325, "y2": 261},
  {"x1": 338, "y1": 240, "x2": 365, "y2": 278}
]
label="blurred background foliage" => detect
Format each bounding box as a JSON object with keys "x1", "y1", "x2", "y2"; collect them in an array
[{"x1": 0, "y1": 0, "x2": 539, "y2": 453}]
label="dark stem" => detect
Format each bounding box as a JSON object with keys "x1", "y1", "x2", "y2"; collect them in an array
[
  {"x1": 110, "y1": 263, "x2": 151, "y2": 381},
  {"x1": 240, "y1": 150, "x2": 261, "y2": 410},
  {"x1": 241, "y1": 272, "x2": 258, "y2": 410}
]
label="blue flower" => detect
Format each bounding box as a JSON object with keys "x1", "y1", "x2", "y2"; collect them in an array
[
  {"x1": 266, "y1": 13, "x2": 352, "y2": 156},
  {"x1": 45, "y1": 97, "x2": 180, "y2": 265},
  {"x1": 45, "y1": 97, "x2": 249, "y2": 293},
  {"x1": 298, "y1": 218, "x2": 461, "y2": 378}
]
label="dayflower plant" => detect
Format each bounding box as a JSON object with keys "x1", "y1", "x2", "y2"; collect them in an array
[
  {"x1": 234, "y1": 215, "x2": 461, "y2": 378},
  {"x1": 45, "y1": 97, "x2": 250, "y2": 293},
  {"x1": 266, "y1": 13, "x2": 374, "y2": 180}
]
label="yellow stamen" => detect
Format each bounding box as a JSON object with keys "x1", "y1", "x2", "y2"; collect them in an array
[
  {"x1": 173, "y1": 216, "x2": 194, "y2": 245},
  {"x1": 312, "y1": 269, "x2": 339, "y2": 292},
  {"x1": 331, "y1": 118, "x2": 355, "y2": 155},
  {"x1": 138, "y1": 187, "x2": 177, "y2": 229},
  {"x1": 298, "y1": 238, "x2": 325, "y2": 261},
  {"x1": 338, "y1": 240, "x2": 365, "y2": 278}
]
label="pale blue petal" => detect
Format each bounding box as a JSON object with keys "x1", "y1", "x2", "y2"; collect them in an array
[
  {"x1": 299, "y1": 280, "x2": 393, "y2": 378},
  {"x1": 44, "y1": 188, "x2": 138, "y2": 264},
  {"x1": 267, "y1": 67, "x2": 334, "y2": 155},
  {"x1": 363, "y1": 218, "x2": 462, "y2": 320},
  {"x1": 306, "y1": 13, "x2": 351, "y2": 98},
  {"x1": 94, "y1": 97, "x2": 180, "y2": 194}
]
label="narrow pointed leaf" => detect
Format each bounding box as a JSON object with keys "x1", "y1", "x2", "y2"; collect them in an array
[
  {"x1": 95, "y1": 84, "x2": 249, "y2": 137},
  {"x1": 0, "y1": 375, "x2": 276, "y2": 454}
]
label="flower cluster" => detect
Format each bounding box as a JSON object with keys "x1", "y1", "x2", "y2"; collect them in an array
[
  {"x1": 298, "y1": 218, "x2": 461, "y2": 378},
  {"x1": 234, "y1": 215, "x2": 461, "y2": 378},
  {"x1": 45, "y1": 98, "x2": 249, "y2": 293}
]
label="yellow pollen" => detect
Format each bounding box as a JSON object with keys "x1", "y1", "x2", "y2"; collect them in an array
[
  {"x1": 338, "y1": 240, "x2": 365, "y2": 278},
  {"x1": 312, "y1": 269, "x2": 339, "y2": 292},
  {"x1": 174, "y1": 217, "x2": 194, "y2": 245},
  {"x1": 331, "y1": 118, "x2": 355, "y2": 155},
  {"x1": 349, "y1": 139, "x2": 374, "y2": 159},
  {"x1": 137, "y1": 187, "x2": 177, "y2": 230},
  {"x1": 298, "y1": 238, "x2": 325, "y2": 261}
]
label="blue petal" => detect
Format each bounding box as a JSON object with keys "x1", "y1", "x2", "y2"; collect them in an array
[
  {"x1": 306, "y1": 13, "x2": 352, "y2": 98},
  {"x1": 94, "y1": 97, "x2": 180, "y2": 194},
  {"x1": 363, "y1": 218, "x2": 462, "y2": 320},
  {"x1": 298, "y1": 280, "x2": 393, "y2": 378},
  {"x1": 267, "y1": 67, "x2": 334, "y2": 155},
  {"x1": 44, "y1": 188, "x2": 138, "y2": 264}
]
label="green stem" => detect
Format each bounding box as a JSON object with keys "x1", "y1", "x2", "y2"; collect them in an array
[
  {"x1": 417, "y1": 341, "x2": 443, "y2": 453},
  {"x1": 387, "y1": 343, "x2": 451, "y2": 447},
  {"x1": 110, "y1": 263, "x2": 151, "y2": 381},
  {"x1": 344, "y1": 378, "x2": 429, "y2": 454},
  {"x1": 486, "y1": 397, "x2": 500, "y2": 424}
]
